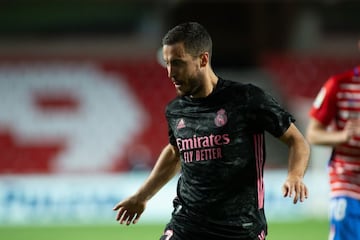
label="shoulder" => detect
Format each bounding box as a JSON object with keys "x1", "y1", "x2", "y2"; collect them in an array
[
  {"x1": 228, "y1": 81, "x2": 267, "y2": 98},
  {"x1": 321, "y1": 67, "x2": 356, "y2": 92},
  {"x1": 216, "y1": 79, "x2": 270, "y2": 103},
  {"x1": 218, "y1": 78, "x2": 255, "y2": 95},
  {"x1": 328, "y1": 68, "x2": 357, "y2": 84},
  {"x1": 220, "y1": 78, "x2": 245, "y2": 89},
  {"x1": 165, "y1": 96, "x2": 182, "y2": 113}
]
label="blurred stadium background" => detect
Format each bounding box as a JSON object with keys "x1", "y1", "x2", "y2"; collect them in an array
[{"x1": 0, "y1": 0, "x2": 359, "y2": 239}]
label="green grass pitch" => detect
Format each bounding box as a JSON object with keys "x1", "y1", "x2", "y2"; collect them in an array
[{"x1": 0, "y1": 219, "x2": 328, "y2": 240}]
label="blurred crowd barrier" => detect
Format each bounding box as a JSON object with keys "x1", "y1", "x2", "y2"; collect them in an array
[{"x1": 0, "y1": 170, "x2": 328, "y2": 225}]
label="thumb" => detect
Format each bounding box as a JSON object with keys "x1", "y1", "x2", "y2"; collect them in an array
[{"x1": 113, "y1": 202, "x2": 122, "y2": 211}]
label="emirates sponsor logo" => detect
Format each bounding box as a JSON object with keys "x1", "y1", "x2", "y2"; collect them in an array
[
  {"x1": 176, "y1": 134, "x2": 230, "y2": 163},
  {"x1": 176, "y1": 134, "x2": 230, "y2": 151}
]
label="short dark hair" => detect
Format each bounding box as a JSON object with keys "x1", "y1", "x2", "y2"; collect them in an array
[{"x1": 162, "y1": 22, "x2": 213, "y2": 59}]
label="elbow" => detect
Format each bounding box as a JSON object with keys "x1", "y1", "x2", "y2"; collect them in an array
[
  {"x1": 304, "y1": 138, "x2": 311, "y2": 156},
  {"x1": 300, "y1": 134, "x2": 311, "y2": 156},
  {"x1": 305, "y1": 131, "x2": 314, "y2": 144},
  {"x1": 305, "y1": 129, "x2": 317, "y2": 145},
  {"x1": 306, "y1": 119, "x2": 327, "y2": 145}
]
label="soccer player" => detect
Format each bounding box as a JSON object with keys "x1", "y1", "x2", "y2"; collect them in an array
[
  {"x1": 114, "y1": 22, "x2": 310, "y2": 240},
  {"x1": 306, "y1": 40, "x2": 360, "y2": 240}
]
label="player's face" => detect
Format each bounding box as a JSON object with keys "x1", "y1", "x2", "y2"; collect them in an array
[{"x1": 163, "y1": 42, "x2": 204, "y2": 97}]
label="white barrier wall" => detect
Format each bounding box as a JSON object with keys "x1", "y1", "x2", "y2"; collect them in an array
[{"x1": 0, "y1": 169, "x2": 329, "y2": 225}]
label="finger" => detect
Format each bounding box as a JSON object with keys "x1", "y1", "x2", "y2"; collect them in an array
[
  {"x1": 119, "y1": 210, "x2": 129, "y2": 224},
  {"x1": 120, "y1": 211, "x2": 129, "y2": 224},
  {"x1": 293, "y1": 191, "x2": 299, "y2": 204},
  {"x1": 133, "y1": 213, "x2": 142, "y2": 224},
  {"x1": 301, "y1": 184, "x2": 309, "y2": 202},
  {"x1": 304, "y1": 185, "x2": 309, "y2": 198},
  {"x1": 300, "y1": 184, "x2": 306, "y2": 202},
  {"x1": 288, "y1": 184, "x2": 294, "y2": 198},
  {"x1": 116, "y1": 207, "x2": 125, "y2": 221},
  {"x1": 282, "y1": 184, "x2": 289, "y2": 197},
  {"x1": 126, "y1": 213, "x2": 136, "y2": 225},
  {"x1": 292, "y1": 183, "x2": 300, "y2": 204}
]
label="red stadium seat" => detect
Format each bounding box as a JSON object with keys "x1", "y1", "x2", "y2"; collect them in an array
[{"x1": 261, "y1": 53, "x2": 359, "y2": 99}]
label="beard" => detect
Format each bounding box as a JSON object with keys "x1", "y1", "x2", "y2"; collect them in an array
[{"x1": 175, "y1": 76, "x2": 203, "y2": 98}]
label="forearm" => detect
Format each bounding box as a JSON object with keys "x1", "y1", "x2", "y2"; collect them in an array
[
  {"x1": 306, "y1": 128, "x2": 347, "y2": 147},
  {"x1": 306, "y1": 118, "x2": 350, "y2": 147},
  {"x1": 281, "y1": 123, "x2": 310, "y2": 178},
  {"x1": 286, "y1": 138, "x2": 310, "y2": 178},
  {"x1": 135, "y1": 144, "x2": 181, "y2": 202}
]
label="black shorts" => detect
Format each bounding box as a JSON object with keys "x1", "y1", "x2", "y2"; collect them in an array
[
  {"x1": 159, "y1": 199, "x2": 267, "y2": 240},
  {"x1": 159, "y1": 219, "x2": 266, "y2": 240}
]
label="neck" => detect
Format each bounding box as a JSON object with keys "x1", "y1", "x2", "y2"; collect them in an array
[
  {"x1": 190, "y1": 69, "x2": 218, "y2": 98},
  {"x1": 207, "y1": 70, "x2": 219, "y2": 94}
]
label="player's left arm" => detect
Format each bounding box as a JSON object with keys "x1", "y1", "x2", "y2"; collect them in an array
[{"x1": 279, "y1": 122, "x2": 310, "y2": 204}]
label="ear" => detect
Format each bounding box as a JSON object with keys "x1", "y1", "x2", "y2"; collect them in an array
[{"x1": 199, "y1": 52, "x2": 209, "y2": 67}]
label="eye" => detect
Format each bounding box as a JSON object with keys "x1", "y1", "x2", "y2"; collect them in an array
[{"x1": 171, "y1": 60, "x2": 183, "y2": 67}]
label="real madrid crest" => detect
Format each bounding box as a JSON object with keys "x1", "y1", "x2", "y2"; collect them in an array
[{"x1": 214, "y1": 109, "x2": 227, "y2": 127}]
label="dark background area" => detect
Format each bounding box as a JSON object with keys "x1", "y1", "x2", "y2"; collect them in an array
[{"x1": 0, "y1": 0, "x2": 358, "y2": 68}]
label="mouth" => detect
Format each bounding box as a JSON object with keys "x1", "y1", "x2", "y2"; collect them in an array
[{"x1": 172, "y1": 79, "x2": 182, "y2": 88}]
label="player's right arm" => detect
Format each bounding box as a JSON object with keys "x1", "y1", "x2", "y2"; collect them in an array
[
  {"x1": 113, "y1": 143, "x2": 181, "y2": 225},
  {"x1": 306, "y1": 117, "x2": 360, "y2": 147}
]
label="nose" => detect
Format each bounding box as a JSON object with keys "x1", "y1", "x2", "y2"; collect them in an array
[{"x1": 166, "y1": 65, "x2": 172, "y2": 78}]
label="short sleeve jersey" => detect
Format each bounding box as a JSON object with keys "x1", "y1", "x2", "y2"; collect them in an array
[
  {"x1": 309, "y1": 66, "x2": 360, "y2": 200},
  {"x1": 165, "y1": 78, "x2": 294, "y2": 227}
]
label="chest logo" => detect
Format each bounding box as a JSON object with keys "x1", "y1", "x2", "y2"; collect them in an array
[
  {"x1": 176, "y1": 118, "x2": 186, "y2": 129},
  {"x1": 214, "y1": 109, "x2": 227, "y2": 127}
]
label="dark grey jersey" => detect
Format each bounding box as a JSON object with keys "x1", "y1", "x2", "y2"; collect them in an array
[{"x1": 165, "y1": 78, "x2": 294, "y2": 230}]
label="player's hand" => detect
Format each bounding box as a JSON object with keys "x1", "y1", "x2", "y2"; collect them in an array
[
  {"x1": 282, "y1": 175, "x2": 308, "y2": 204},
  {"x1": 343, "y1": 119, "x2": 360, "y2": 142},
  {"x1": 113, "y1": 195, "x2": 146, "y2": 225}
]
